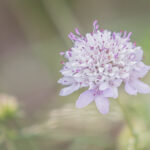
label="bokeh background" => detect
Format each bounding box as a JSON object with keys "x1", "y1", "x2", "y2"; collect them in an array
[{"x1": 0, "y1": 0, "x2": 150, "y2": 150}]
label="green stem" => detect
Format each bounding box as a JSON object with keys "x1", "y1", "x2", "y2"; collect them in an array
[
  {"x1": 116, "y1": 98, "x2": 138, "y2": 150},
  {"x1": 41, "y1": 0, "x2": 83, "y2": 47}
]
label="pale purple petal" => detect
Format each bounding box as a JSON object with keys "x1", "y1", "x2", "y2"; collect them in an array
[
  {"x1": 135, "y1": 48, "x2": 143, "y2": 61},
  {"x1": 59, "y1": 84, "x2": 80, "y2": 96},
  {"x1": 99, "y1": 82, "x2": 109, "y2": 91},
  {"x1": 113, "y1": 79, "x2": 122, "y2": 87},
  {"x1": 103, "y1": 87, "x2": 118, "y2": 99},
  {"x1": 125, "y1": 82, "x2": 137, "y2": 95},
  {"x1": 76, "y1": 90, "x2": 94, "y2": 108},
  {"x1": 131, "y1": 80, "x2": 150, "y2": 94},
  {"x1": 58, "y1": 77, "x2": 74, "y2": 85},
  {"x1": 95, "y1": 96, "x2": 109, "y2": 114},
  {"x1": 133, "y1": 62, "x2": 150, "y2": 78}
]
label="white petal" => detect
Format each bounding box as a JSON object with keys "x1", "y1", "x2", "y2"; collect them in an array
[
  {"x1": 103, "y1": 87, "x2": 118, "y2": 99},
  {"x1": 76, "y1": 90, "x2": 94, "y2": 108},
  {"x1": 95, "y1": 96, "x2": 109, "y2": 114},
  {"x1": 131, "y1": 80, "x2": 150, "y2": 94},
  {"x1": 125, "y1": 82, "x2": 137, "y2": 95},
  {"x1": 99, "y1": 82, "x2": 109, "y2": 91},
  {"x1": 86, "y1": 33, "x2": 94, "y2": 45},
  {"x1": 113, "y1": 79, "x2": 122, "y2": 87},
  {"x1": 59, "y1": 84, "x2": 80, "y2": 96},
  {"x1": 135, "y1": 47, "x2": 143, "y2": 61}
]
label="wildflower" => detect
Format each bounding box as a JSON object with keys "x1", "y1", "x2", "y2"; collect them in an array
[
  {"x1": 0, "y1": 94, "x2": 18, "y2": 121},
  {"x1": 58, "y1": 20, "x2": 150, "y2": 114}
]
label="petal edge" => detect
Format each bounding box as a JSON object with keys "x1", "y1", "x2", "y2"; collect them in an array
[
  {"x1": 60, "y1": 84, "x2": 80, "y2": 96},
  {"x1": 76, "y1": 90, "x2": 94, "y2": 108},
  {"x1": 95, "y1": 96, "x2": 109, "y2": 114}
]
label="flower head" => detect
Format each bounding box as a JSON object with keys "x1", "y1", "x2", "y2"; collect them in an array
[
  {"x1": 58, "y1": 20, "x2": 150, "y2": 114},
  {"x1": 0, "y1": 94, "x2": 18, "y2": 121}
]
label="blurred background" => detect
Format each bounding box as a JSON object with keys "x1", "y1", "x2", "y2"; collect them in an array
[{"x1": 0, "y1": 0, "x2": 150, "y2": 150}]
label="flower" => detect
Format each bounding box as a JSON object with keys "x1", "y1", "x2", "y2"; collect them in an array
[
  {"x1": 58, "y1": 20, "x2": 150, "y2": 114},
  {"x1": 0, "y1": 94, "x2": 18, "y2": 121}
]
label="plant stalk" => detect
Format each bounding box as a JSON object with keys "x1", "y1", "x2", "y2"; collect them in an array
[{"x1": 116, "y1": 98, "x2": 138, "y2": 150}]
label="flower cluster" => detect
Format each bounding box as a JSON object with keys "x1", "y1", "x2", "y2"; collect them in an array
[{"x1": 58, "y1": 20, "x2": 150, "y2": 114}]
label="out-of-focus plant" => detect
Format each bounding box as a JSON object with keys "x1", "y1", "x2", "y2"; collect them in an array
[
  {"x1": 21, "y1": 96, "x2": 150, "y2": 150},
  {"x1": 0, "y1": 94, "x2": 20, "y2": 149},
  {"x1": 0, "y1": 94, "x2": 19, "y2": 122},
  {"x1": 0, "y1": 94, "x2": 43, "y2": 150},
  {"x1": 118, "y1": 119, "x2": 150, "y2": 150},
  {"x1": 23, "y1": 102, "x2": 122, "y2": 150}
]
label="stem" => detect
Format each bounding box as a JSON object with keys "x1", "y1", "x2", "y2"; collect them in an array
[
  {"x1": 41, "y1": 0, "x2": 83, "y2": 47},
  {"x1": 116, "y1": 98, "x2": 138, "y2": 150}
]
